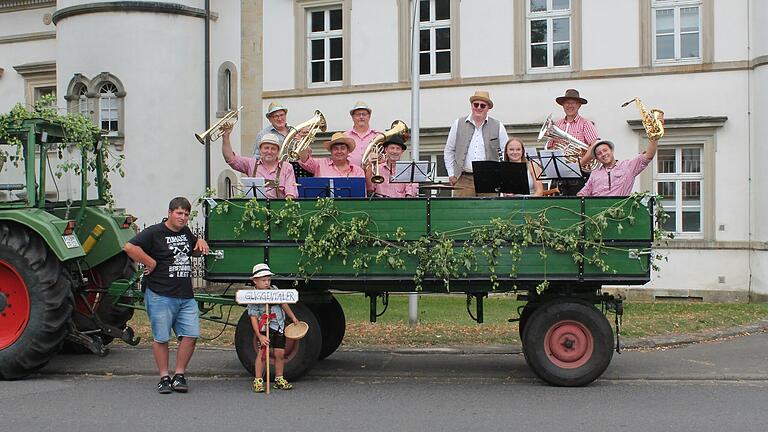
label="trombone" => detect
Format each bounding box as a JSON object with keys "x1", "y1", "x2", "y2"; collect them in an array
[{"x1": 195, "y1": 106, "x2": 244, "y2": 144}]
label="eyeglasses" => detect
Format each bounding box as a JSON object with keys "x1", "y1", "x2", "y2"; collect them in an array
[{"x1": 472, "y1": 102, "x2": 488, "y2": 109}]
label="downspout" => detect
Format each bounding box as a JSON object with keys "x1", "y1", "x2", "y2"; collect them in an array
[{"x1": 204, "y1": 0, "x2": 211, "y2": 190}]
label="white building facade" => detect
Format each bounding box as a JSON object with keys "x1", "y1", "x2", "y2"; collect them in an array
[{"x1": 0, "y1": 0, "x2": 765, "y2": 301}]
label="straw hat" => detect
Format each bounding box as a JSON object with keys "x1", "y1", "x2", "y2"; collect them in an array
[
  {"x1": 349, "y1": 101, "x2": 372, "y2": 115},
  {"x1": 555, "y1": 89, "x2": 588, "y2": 105},
  {"x1": 469, "y1": 91, "x2": 493, "y2": 108},
  {"x1": 258, "y1": 133, "x2": 281, "y2": 149},
  {"x1": 250, "y1": 263, "x2": 275, "y2": 279},
  {"x1": 323, "y1": 132, "x2": 356, "y2": 152},
  {"x1": 591, "y1": 139, "x2": 614, "y2": 158},
  {"x1": 284, "y1": 321, "x2": 309, "y2": 339},
  {"x1": 265, "y1": 101, "x2": 288, "y2": 118}
]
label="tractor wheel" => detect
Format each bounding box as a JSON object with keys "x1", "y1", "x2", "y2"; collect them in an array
[
  {"x1": 234, "y1": 302, "x2": 322, "y2": 381},
  {"x1": 522, "y1": 299, "x2": 613, "y2": 387},
  {"x1": 0, "y1": 224, "x2": 74, "y2": 380},
  {"x1": 65, "y1": 253, "x2": 135, "y2": 353},
  {"x1": 308, "y1": 295, "x2": 346, "y2": 360}
]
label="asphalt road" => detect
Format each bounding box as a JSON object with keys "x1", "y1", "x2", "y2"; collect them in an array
[{"x1": 2, "y1": 332, "x2": 767, "y2": 432}]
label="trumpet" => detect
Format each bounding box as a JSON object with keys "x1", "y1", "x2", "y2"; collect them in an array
[
  {"x1": 195, "y1": 106, "x2": 244, "y2": 144},
  {"x1": 622, "y1": 97, "x2": 664, "y2": 140},
  {"x1": 362, "y1": 120, "x2": 410, "y2": 184}
]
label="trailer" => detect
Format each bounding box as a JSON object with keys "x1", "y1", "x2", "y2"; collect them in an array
[{"x1": 192, "y1": 195, "x2": 658, "y2": 386}]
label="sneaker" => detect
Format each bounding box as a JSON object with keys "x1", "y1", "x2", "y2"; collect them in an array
[
  {"x1": 157, "y1": 376, "x2": 172, "y2": 394},
  {"x1": 171, "y1": 373, "x2": 188, "y2": 393},
  {"x1": 252, "y1": 377, "x2": 265, "y2": 393},
  {"x1": 274, "y1": 376, "x2": 293, "y2": 390}
]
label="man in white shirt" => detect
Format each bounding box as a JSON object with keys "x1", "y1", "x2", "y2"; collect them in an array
[{"x1": 443, "y1": 91, "x2": 508, "y2": 197}]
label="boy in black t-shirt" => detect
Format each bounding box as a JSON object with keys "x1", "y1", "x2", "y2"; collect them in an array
[{"x1": 123, "y1": 197, "x2": 209, "y2": 394}]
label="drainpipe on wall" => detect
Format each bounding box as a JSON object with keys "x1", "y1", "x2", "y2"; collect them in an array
[{"x1": 204, "y1": 0, "x2": 211, "y2": 190}]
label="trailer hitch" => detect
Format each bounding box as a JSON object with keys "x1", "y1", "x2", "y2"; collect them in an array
[{"x1": 365, "y1": 292, "x2": 389, "y2": 323}]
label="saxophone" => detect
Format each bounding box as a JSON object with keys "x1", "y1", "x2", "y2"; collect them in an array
[{"x1": 621, "y1": 98, "x2": 665, "y2": 140}]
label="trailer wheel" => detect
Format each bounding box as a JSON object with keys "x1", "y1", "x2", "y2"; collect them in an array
[
  {"x1": 234, "y1": 301, "x2": 322, "y2": 381},
  {"x1": 522, "y1": 299, "x2": 613, "y2": 387},
  {"x1": 308, "y1": 295, "x2": 346, "y2": 360},
  {"x1": 0, "y1": 224, "x2": 74, "y2": 380}
]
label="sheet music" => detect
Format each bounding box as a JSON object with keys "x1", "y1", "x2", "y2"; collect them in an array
[
  {"x1": 391, "y1": 161, "x2": 432, "y2": 183},
  {"x1": 538, "y1": 150, "x2": 583, "y2": 179},
  {"x1": 241, "y1": 177, "x2": 269, "y2": 199}
]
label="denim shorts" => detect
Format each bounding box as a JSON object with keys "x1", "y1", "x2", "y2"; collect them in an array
[{"x1": 144, "y1": 288, "x2": 200, "y2": 343}]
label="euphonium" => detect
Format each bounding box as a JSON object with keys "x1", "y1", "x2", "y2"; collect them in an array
[
  {"x1": 279, "y1": 110, "x2": 327, "y2": 161},
  {"x1": 622, "y1": 97, "x2": 665, "y2": 140},
  {"x1": 194, "y1": 106, "x2": 244, "y2": 144},
  {"x1": 537, "y1": 114, "x2": 600, "y2": 172},
  {"x1": 267, "y1": 110, "x2": 326, "y2": 189},
  {"x1": 362, "y1": 120, "x2": 410, "y2": 184}
]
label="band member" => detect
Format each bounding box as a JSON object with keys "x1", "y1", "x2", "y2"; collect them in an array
[
  {"x1": 298, "y1": 132, "x2": 366, "y2": 178},
  {"x1": 222, "y1": 125, "x2": 298, "y2": 199},
  {"x1": 345, "y1": 101, "x2": 379, "y2": 167},
  {"x1": 577, "y1": 137, "x2": 659, "y2": 197},
  {"x1": 547, "y1": 89, "x2": 601, "y2": 196},
  {"x1": 365, "y1": 135, "x2": 418, "y2": 198},
  {"x1": 502, "y1": 137, "x2": 544, "y2": 197},
  {"x1": 443, "y1": 90, "x2": 508, "y2": 197},
  {"x1": 254, "y1": 101, "x2": 313, "y2": 178}
]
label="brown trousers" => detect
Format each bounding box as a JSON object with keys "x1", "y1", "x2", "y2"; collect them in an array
[{"x1": 452, "y1": 172, "x2": 497, "y2": 198}]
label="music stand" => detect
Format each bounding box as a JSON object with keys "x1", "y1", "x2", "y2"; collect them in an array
[
  {"x1": 535, "y1": 150, "x2": 582, "y2": 181},
  {"x1": 391, "y1": 161, "x2": 432, "y2": 183},
  {"x1": 241, "y1": 177, "x2": 269, "y2": 199},
  {"x1": 471, "y1": 161, "x2": 530, "y2": 195},
  {"x1": 297, "y1": 177, "x2": 366, "y2": 198}
]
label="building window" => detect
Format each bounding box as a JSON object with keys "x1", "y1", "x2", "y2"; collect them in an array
[
  {"x1": 33, "y1": 86, "x2": 56, "y2": 104},
  {"x1": 527, "y1": 0, "x2": 571, "y2": 71},
  {"x1": 652, "y1": 0, "x2": 701, "y2": 64},
  {"x1": 217, "y1": 62, "x2": 238, "y2": 117},
  {"x1": 307, "y1": 6, "x2": 343, "y2": 86},
  {"x1": 99, "y1": 83, "x2": 119, "y2": 136},
  {"x1": 654, "y1": 146, "x2": 704, "y2": 237},
  {"x1": 419, "y1": 0, "x2": 451, "y2": 78}
]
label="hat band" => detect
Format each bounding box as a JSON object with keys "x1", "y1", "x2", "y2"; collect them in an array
[{"x1": 251, "y1": 269, "x2": 273, "y2": 278}]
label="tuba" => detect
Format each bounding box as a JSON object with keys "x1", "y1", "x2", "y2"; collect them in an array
[
  {"x1": 267, "y1": 110, "x2": 327, "y2": 189},
  {"x1": 537, "y1": 114, "x2": 600, "y2": 172},
  {"x1": 279, "y1": 110, "x2": 327, "y2": 161},
  {"x1": 195, "y1": 106, "x2": 244, "y2": 144},
  {"x1": 362, "y1": 120, "x2": 410, "y2": 184},
  {"x1": 622, "y1": 97, "x2": 664, "y2": 140}
]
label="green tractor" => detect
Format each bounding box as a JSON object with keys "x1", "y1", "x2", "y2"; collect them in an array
[{"x1": 0, "y1": 118, "x2": 139, "y2": 379}]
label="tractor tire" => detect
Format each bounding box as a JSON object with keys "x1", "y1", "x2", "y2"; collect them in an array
[
  {"x1": 0, "y1": 223, "x2": 74, "y2": 380},
  {"x1": 522, "y1": 299, "x2": 613, "y2": 387},
  {"x1": 308, "y1": 295, "x2": 346, "y2": 360},
  {"x1": 64, "y1": 253, "x2": 135, "y2": 353},
  {"x1": 234, "y1": 301, "x2": 322, "y2": 381}
]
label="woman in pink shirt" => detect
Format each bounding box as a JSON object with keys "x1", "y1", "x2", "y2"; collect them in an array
[
  {"x1": 502, "y1": 137, "x2": 544, "y2": 197},
  {"x1": 298, "y1": 132, "x2": 366, "y2": 178}
]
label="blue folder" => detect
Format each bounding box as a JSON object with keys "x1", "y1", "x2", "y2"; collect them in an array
[{"x1": 297, "y1": 177, "x2": 367, "y2": 198}]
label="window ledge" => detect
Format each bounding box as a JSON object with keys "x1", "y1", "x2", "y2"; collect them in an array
[
  {"x1": 654, "y1": 239, "x2": 767, "y2": 251},
  {"x1": 627, "y1": 116, "x2": 727, "y2": 131}
]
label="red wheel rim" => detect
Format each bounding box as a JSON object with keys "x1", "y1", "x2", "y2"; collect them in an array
[
  {"x1": 544, "y1": 319, "x2": 593, "y2": 369},
  {"x1": 0, "y1": 259, "x2": 31, "y2": 349}
]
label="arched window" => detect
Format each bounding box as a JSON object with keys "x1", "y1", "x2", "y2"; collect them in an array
[
  {"x1": 78, "y1": 86, "x2": 89, "y2": 117},
  {"x1": 217, "y1": 62, "x2": 238, "y2": 117},
  {"x1": 224, "y1": 69, "x2": 232, "y2": 111},
  {"x1": 99, "y1": 82, "x2": 119, "y2": 136}
]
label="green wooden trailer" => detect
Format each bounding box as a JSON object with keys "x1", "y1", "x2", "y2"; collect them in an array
[{"x1": 199, "y1": 195, "x2": 656, "y2": 386}]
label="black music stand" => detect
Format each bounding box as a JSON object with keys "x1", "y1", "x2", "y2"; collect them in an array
[
  {"x1": 471, "y1": 161, "x2": 530, "y2": 195},
  {"x1": 532, "y1": 150, "x2": 582, "y2": 181},
  {"x1": 391, "y1": 161, "x2": 432, "y2": 183}
]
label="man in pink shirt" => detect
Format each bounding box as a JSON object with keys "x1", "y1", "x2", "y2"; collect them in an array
[
  {"x1": 577, "y1": 138, "x2": 659, "y2": 197},
  {"x1": 221, "y1": 125, "x2": 298, "y2": 199},
  {"x1": 365, "y1": 135, "x2": 418, "y2": 198},
  {"x1": 547, "y1": 89, "x2": 601, "y2": 196},
  {"x1": 298, "y1": 132, "x2": 366, "y2": 178},
  {"x1": 345, "y1": 101, "x2": 378, "y2": 167}
]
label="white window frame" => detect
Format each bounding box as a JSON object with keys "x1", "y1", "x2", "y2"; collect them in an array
[
  {"x1": 526, "y1": 0, "x2": 572, "y2": 73},
  {"x1": 99, "y1": 82, "x2": 119, "y2": 137},
  {"x1": 306, "y1": 6, "x2": 344, "y2": 88},
  {"x1": 418, "y1": 0, "x2": 452, "y2": 79},
  {"x1": 651, "y1": 0, "x2": 702, "y2": 65},
  {"x1": 653, "y1": 145, "x2": 704, "y2": 239}
]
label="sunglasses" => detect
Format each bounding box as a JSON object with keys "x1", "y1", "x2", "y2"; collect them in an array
[{"x1": 472, "y1": 102, "x2": 488, "y2": 109}]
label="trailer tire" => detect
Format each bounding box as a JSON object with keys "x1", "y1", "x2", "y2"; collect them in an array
[
  {"x1": 0, "y1": 224, "x2": 74, "y2": 380},
  {"x1": 234, "y1": 302, "x2": 322, "y2": 381},
  {"x1": 522, "y1": 299, "x2": 613, "y2": 387},
  {"x1": 308, "y1": 296, "x2": 346, "y2": 360}
]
